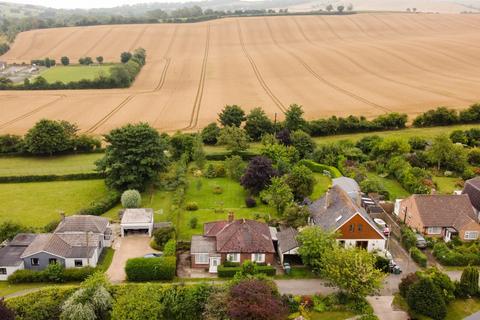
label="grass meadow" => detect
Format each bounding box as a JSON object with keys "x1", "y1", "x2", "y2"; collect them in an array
[{"x1": 39, "y1": 64, "x2": 114, "y2": 83}]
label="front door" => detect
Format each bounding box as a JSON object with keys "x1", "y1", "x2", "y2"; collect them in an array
[
  {"x1": 445, "y1": 229, "x2": 451, "y2": 242},
  {"x1": 209, "y1": 257, "x2": 221, "y2": 273}
]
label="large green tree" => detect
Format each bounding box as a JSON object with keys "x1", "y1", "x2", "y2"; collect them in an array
[
  {"x1": 284, "y1": 104, "x2": 307, "y2": 132},
  {"x1": 96, "y1": 123, "x2": 169, "y2": 191},
  {"x1": 24, "y1": 119, "x2": 77, "y2": 155},
  {"x1": 297, "y1": 226, "x2": 338, "y2": 273},
  {"x1": 260, "y1": 177, "x2": 293, "y2": 215},
  {"x1": 285, "y1": 164, "x2": 315, "y2": 201},
  {"x1": 218, "y1": 105, "x2": 246, "y2": 127},
  {"x1": 244, "y1": 107, "x2": 274, "y2": 141},
  {"x1": 406, "y1": 278, "x2": 447, "y2": 320},
  {"x1": 217, "y1": 126, "x2": 249, "y2": 154},
  {"x1": 291, "y1": 130, "x2": 315, "y2": 158},
  {"x1": 321, "y1": 247, "x2": 384, "y2": 299},
  {"x1": 428, "y1": 134, "x2": 468, "y2": 171}
]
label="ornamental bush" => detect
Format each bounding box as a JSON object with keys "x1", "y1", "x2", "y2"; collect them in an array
[
  {"x1": 407, "y1": 278, "x2": 447, "y2": 320},
  {"x1": 125, "y1": 257, "x2": 176, "y2": 281},
  {"x1": 186, "y1": 202, "x2": 199, "y2": 211},
  {"x1": 120, "y1": 189, "x2": 142, "y2": 208},
  {"x1": 457, "y1": 266, "x2": 479, "y2": 298},
  {"x1": 153, "y1": 226, "x2": 176, "y2": 250},
  {"x1": 410, "y1": 247, "x2": 427, "y2": 267},
  {"x1": 163, "y1": 239, "x2": 177, "y2": 256},
  {"x1": 0, "y1": 298, "x2": 15, "y2": 320}
]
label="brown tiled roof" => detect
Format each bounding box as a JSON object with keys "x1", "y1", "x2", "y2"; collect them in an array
[
  {"x1": 204, "y1": 219, "x2": 274, "y2": 253},
  {"x1": 411, "y1": 194, "x2": 478, "y2": 229},
  {"x1": 55, "y1": 215, "x2": 109, "y2": 234},
  {"x1": 463, "y1": 177, "x2": 480, "y2": 212}
]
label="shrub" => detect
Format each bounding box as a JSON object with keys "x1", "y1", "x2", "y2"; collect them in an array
[
  {"x1": 77, "y1": 190, "x2": 120, "y2": 216},
  {"x1": 407, "y1": 278, "x2": 447, "y2": 320},
  {"x1": 189, "y1": 217, "x2": 198, "y2": 229},
  {"x1": 457, "y1": 266, "x2": 479, "y2": 298},
  {"x1": 201, "y1": 123, "x2": 221, "y2": 145},
  {"x1": 410, "y1": 247, "x2": 427, "y2": 267},
  {"x1": 8, "y1": 266, "x2": 96, "y2": 284},
  {"x1": 43, "y1": 263, "x2": 64, "y2": 283},
  {"x1": 186, "y1": 202, "x2": 199, "y2": 211},
  {"x1": 163, "y1": 239, "x2": 177, "y2": 256},
  {"x1": 432, "y1": 242, "x2": 480, "y2": 266},
  {"x1": 153, "y1": 226, "x2": 176, "y2": 250},
  {"x1": 121, "y1": 189, "x2": 142, "y2": 208},
  {"x1": 225, "y1": 155, "x2": 246, "y2": 181},
  {"x1": 217, "y1": 265, "x2": 276, "y2": 277},
  {"x1": 413, "y1": 106, "x2": 459, "y2": 127},
  {"x1": 400, "y1": 227, "x2": 417, "y2": 250},
  {"x1": 125, "y1": 257, "x2": 176, "y2": 281},
  {"x1": 212, "y1": 185, "x2": 223, "y2": 194},
  {"x1": 0, "y1": 298, "x2": 15, "y2": 320},
  {"x1": 62, "y1": 267, "x2": 96, "y2": 282},
  {"x1": 245, "y1": 197, "x2": 257, "y2": 208},
  {"x1": 205, "y1": 163, "x2": 216, "y2": 178},
  {"x1": 375, "y1": 256, "x2": 390, "y2": 273},
  {"x1": 0, "y1": 134, "x2": 23, "y2": 153},
  {"x1": 112, "y1": 284, "x2": 163, "y2": 320},
  {"x1": 0, "y1": 221, "x2": 33, "y2": 243},
  {"x1": 214, "y1": 163, "x2": 226, "y2": 177},
  {"x1": 399, "y1": 273, "x2": 419, "y2": 298}
]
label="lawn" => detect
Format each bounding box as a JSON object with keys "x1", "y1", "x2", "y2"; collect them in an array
[
  {"x1": 0, "y1": 282, "x2": 78, "y2": 298},
  {"x1": 366, "y1": 172, "x2": 410, "y2": 200},
  {"x1": 432, "y1": 176, "x2": 461, "y2": 195},
  {"x1": 0, "y1": 153, "x2": 102, "y2": 177},
  {"x1": 39, "y1": 64, "x2": 114, "y2": 83},
  {"x1": 0, "y1": 179, "x2": 109, "y2": 227},
  {"x1": 308, "y1": 311, "x2": 356, "y2": 320},
  {"x1": 312, "y1": 173, "x2": 331, "y2": 200}
]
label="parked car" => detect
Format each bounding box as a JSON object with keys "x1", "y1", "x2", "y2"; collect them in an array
[
  {"x1": 415, "y1": 234, "x2": 427, "y2": 249},
  {"x1": 143, "y1": 253, "x2": 163, "y2": 258},
  {"x1": 374, "y1": 218, "x2": 390, "y2": 236}
]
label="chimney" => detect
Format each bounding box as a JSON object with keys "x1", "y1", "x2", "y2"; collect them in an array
[
  {"x1": 356, "y1": 191, "x2": 362, "y2": 207},
  {"x1": 228, "y1": 211, "x2": 235, "y2": 223},
  {"x1": 324, "y1": 188, "x2": 331, "y2": 209},
  {"x1": 60, "y1": 211, "x2": 65, "y2": 221}
]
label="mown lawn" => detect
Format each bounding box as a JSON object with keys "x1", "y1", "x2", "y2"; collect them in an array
[
  {"x1": 308, "y1": 311, "x2": 356, "y2": 320},
  {"x1": 0, "y1": 282, "x2": 78, "y2": 298},
  {"x1": 0, "y1": 180, "x2": 109, "y2": 227},
  {"x1": 0, "y1": 153, "x2": 102, "y2": 177},
  {"x1": 39, "y1": 65, "x2": 114, "y2": 83},
  {"x1": 312, "y1": 173, "x2": 331, "y2": 200},
  {"x1": 366, "y1": 172, "x2": 410, "y2": 200},
  {"x1": 432, "y1": 176, "x2": 461, "y2": 195}
]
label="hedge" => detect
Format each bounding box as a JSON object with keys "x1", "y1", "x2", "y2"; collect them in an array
[
  {"x1": 433, "y1": 242, "x2": 480, "y2": 266},
  {"x1": 76, "y1": 190, "x2": 120, "y2": 216},
  {"x1": 8, "y1": 266, "x2": 96, "y2": 284},
  {"x1": 217, "y1": 265, "x2": 276, "y2": 277},
  {"x1": 0, "y1": 172, "x2": 103, "y2": 183},
  {"x1": 298, "y1": 159, "x2": 342, "y2": 178},
  {"x1": 410, "y1": 247, "x2": 427, "y2": 267},
  {"x1": 125, "y1": 256, "x2": 176, "y2": 281},
  {"x1": 206, "y1": 151, "x2": 257, "y2": 161},
  {"x1": 163, "y1": 239, "x2": 176, "y2": 256}
]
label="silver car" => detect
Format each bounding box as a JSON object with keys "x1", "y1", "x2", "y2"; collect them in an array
[{"x1": 415, "y1": 234, "x2": 427, "y2": 249}]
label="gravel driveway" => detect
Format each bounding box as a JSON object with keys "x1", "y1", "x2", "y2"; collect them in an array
[{"x1": 106, "y1": 235, "x2": 159, "y2": 283}]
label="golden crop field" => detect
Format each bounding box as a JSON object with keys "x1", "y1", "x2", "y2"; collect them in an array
[{"x1": 1, "y1": 13, "x2": 480, "y2": 134}]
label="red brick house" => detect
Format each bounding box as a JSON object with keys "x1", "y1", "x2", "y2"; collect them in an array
[
  {"x1": 399, "y1": 194, "x2": 480, "y2": 242},
  {"x1": 190, "y1": 214, "x2": 275, "y2": 273}
]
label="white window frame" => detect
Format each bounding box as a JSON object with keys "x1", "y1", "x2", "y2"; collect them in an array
[
  {"x1": 464, "y1": 231, "x2": 479, "y2": 240},
  {"x1": 227, "y1": 253, "x2": 240, "y2": 263},
  {"x1": 251, "y1": 253, "x2": 265, "y2": 263},
  {"x1": 427, "y1": 227, "x2": 442, "y2": 235},
  {"x1": 0, "y1": 268, "x2": 6, "y2": 275},
  {"x1": 195, "y1": 253, "x2": 209, "y2": 265},
  {"x1": 31, "y1": 258, "x2": 39, "y2": 266}
]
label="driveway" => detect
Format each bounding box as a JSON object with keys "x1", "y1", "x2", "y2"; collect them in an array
[
  {"x1": 366, "y1": 296, "x2": 408, "y2": 320},
  {"x1": 106, "y1": 235, "x2": 159, "y2": 283},
  {"x1": 275, "y1": 279, "x2": 337, "y2": 295}
]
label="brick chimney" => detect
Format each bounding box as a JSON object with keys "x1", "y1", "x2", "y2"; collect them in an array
[
  {"x1": 324, "y1": 188, "x2": 331, "y2": 209},
  {"x1": 228, "y1": 211, "x2": 235, "y2": 223}
]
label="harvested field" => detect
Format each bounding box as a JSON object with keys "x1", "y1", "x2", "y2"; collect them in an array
[{"x1": 2, "y1": 13, "x2": 480, "y2": 134}]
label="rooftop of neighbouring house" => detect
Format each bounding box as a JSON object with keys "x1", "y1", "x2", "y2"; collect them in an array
[{"x1": 463, "y1": 176, "x2": 480, "y2": 212}]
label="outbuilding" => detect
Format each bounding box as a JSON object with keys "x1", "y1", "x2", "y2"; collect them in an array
[
  {"x1": 120, "y1": 208, "x2": 154, "y2": 237},
  {"x1": 277, "y1": 227, "x2": 300, "y2": 265}
]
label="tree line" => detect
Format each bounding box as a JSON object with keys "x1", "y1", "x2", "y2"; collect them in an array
[{"x1": 0, "y1": 48, "x2": 146, "y2": 90}]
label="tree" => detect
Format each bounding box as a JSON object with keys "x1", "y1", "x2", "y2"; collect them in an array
[
  {"x1": 120, "y1": 51, "x2": 132, "y2": 63},
  {"x1": 326, "y1": 4, "x2": 334, "y2": 11},
  {"x1": 371, "y1": 137, "x2": 410, "y2": 160},
  {"x1": 322, "y1": 247, "x2": 384, "y2": 299},
  {"x1": 24, "y1": 119, "x2": 77, "y2": 155},
  {"x1": 360, "y1": 179, "x2": 389, "y2": 199},
  {"x1": 428, "y1": 134, "x2": 468, "y2": 171},
  {"x1": 284, "y1": 104, "x2": 307, "y2": 132},
  {"x1": 260, "y1": 137, "x2": 299, "y2": 174},
  {"x1": 244, "y1": 107, "x2": 274, "y2": 141},
  {"x1": 276, "y1": 128, "x2": 291, "y2": 146},
  {"x1": 0, "y1": 221, "x2": 32, "y2": 243},
  {"x1": 291, "y1": 130, "x2": 315, "y2": 158},
  {"x1": 407, "y1": 278, "x2": 447, "y2": 320},
  {"x1": 225, "y1": 155, "x2": 246, "y2": 181},
  {"x1": 283, "y1": 203, "x2": 310, "y2": 228},
  {"x1": 261, "y1": 177, "x2": 294, "y2": 215},
  {"x1": 285, "y1": 164, "x2": 315, "y2": 201},
  {"x1": 347, "y1": 3, "x2": 353, "y2": 11},
  {"x1": 240, "y1": 156, "x2": 277, "y2": 195},
  {"x1": 60, "y1": 56, "x2": 70, "y2": 66},
  {"x1": 96, "y1": 56, "x2": 104, "y2": 64},
  {"x1": 192, "y1": 135, "x2": 206, "y2": 169},
  {"x1": 111, "y1": 284, "x2": 163, "y2": 320},
  {"x1": 218, "y1": 105, "x2": 246, "y2": 127},
  {"x1": 337, "y1": 5, "x2": 345, "y2": 12},
  {"x1": 297, "y1": 226, "x2": 338, "y2": 273},
  {"x1": 201, "y1": 123, "x2": 221, "y2": 145},
  {"x1": 121, "y1": 189, "x2": 142, "y2": 208},
  {"x1": 217, "y1": 126, "x2": 249, "y2": 154},
  {"x1": 110, "y1": 64, "x2": 132, "y2": 87},
  {"x1": 450, "y1": 130, "x2": 468, "y2": 144},
  {"x1": 170, "y1": 132, "x2": 195, "y2": 160},
  {"x1": 227, "y1": 279, "x2": 288, "y2": 320},
  {"x1": 457, "y1": 266, "x2": 479, "y2": 298},
  {"x1": 96, "y1": 123, "x2": 169, "y2": 191},
  {"x1": 79, "y1": 57, "x2": 93, "y2": 65},
  {"x1": 132, "y1": 48, "x2": 147, "y2": 66},
  {"x1": 153, "y1": 226, "x2": 175, "y2": 249}
]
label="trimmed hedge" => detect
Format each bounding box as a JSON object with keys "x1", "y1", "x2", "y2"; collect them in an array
[
  {"x1": 76, "y1": 190, "x2": 120, "y2": 216},
  {"x1": 217, "y1": 265, "x2": 276, "y2": 278},
  {"x1": 125, "y1": 256, "x2": 176, "y2": 281},
  {"x1": 0, "y1": 172, "x2": 103, "y2": 183},
  {"x1": 206, "y1": 151, "x2": 257, "y2": 161},
  {"x1": 8, "y1": 266, "x2": 96, "y2": 284},
  {"x1": 410, "y1": 247, "x2": 427, "y2": 267},
  {"x1": 298, "y1": 159, "x2": 342, "y2": 178},
  {"x1": 163, "y1": 239, "x2": 176, "y2": 256},
  {"x1": 433, "y1": 242, "x2": 480, "y2": 266}
]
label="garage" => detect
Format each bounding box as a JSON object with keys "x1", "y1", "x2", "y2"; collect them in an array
[{"x1": 120, "y1": 208, "x2": 154, "y2": 237}]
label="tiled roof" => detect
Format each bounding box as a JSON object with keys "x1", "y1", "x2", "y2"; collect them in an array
[
  {"x1": 410, "y1": 194, "x2": 478, "y2": 229},
  {"x1": 309, "y1": 185, "x2": 384, "y2": 237},
  {"x1": 463, "y1": 177, "x2": 480, "y2": 211},
  {"x1": 277, "y1": 227, "x2": 299, "y2": 253},
  {"x1": 203, "y1": 219, "x2": 275, "y2": 253},
  {"x1": 9, "y1": 233, "x2": 37, "y2": 247},
  {"x1": 190, "y1": 235, "x2": 216, "y2": 254},
  {"x1": 21, "y1": 233, "x2": 96, "y2": 259},
  {"x1": 0, "y1": 246, "x2": 28, "y2": 267},
  {"x1": 55, "y1": 215, "x2": 109, "y2": 234}
]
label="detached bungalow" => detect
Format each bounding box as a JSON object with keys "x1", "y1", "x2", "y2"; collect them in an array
[
  {"x1": 399, "y1": 194, "x2": 480, "y2": 242},
  {"x1": 190, "y1": 213, "x2": 275, "y2": 273},
  {"x1": 0, "y1": 233, "x2": 36, "y2": 280},
  {"x1": 309, "y1": 185, "x2": 386, "y2": 252}
]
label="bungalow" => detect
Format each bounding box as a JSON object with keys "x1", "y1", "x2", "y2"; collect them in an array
[
  {"x1": 190, "y1": 213, "x2": 275, "y2": 273},
  {"x1": 398, "y1": 194, "x2": 480, "y2": 242},
  {"x1": 309, "y1": 185, "x2": 386, "y2": 252},
  {"x1": 0, "y1": 233, "x2": 36, "y2": 280},
  {"x1": 462, "y1": 176, "x2": 480, "y2": 215}
]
